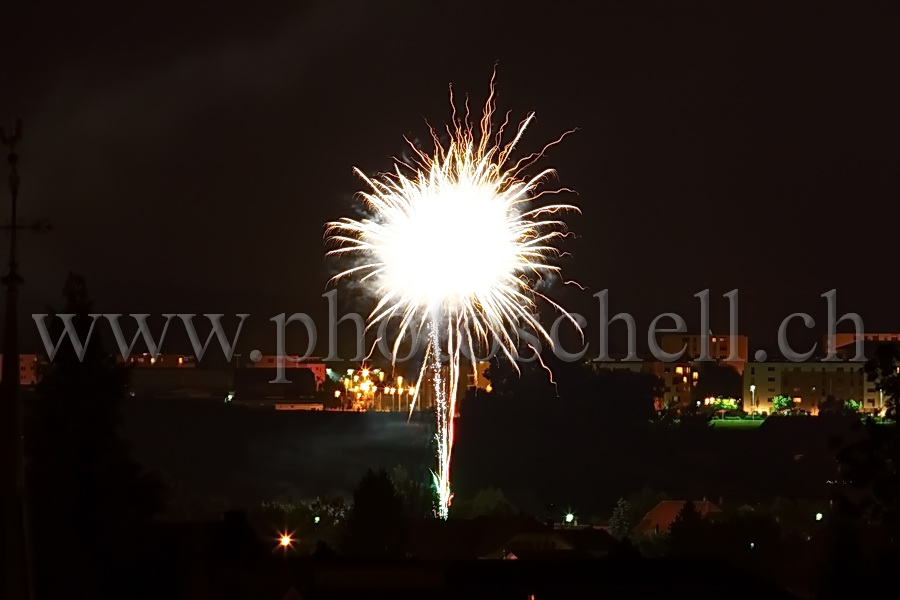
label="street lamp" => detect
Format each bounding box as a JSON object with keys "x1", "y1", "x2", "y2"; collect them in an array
[{"x1": 750, "y1": 384, "x2": 756, "y2": 414}]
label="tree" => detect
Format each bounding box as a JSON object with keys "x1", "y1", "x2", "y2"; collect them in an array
[
  {"x1": 586, "y1": 369, "x2": 662, "y2": 422},
  {"x1": 668, "y1": 500, "x2": 708, "y2": 557},
  {"x1": 451, "y1": 486, "x2": 517, "y2": 518},
  {"x1": 609, "y1": 497, "x2": 631, "y2": 540},
  {"x1": 342, "y1": 469, "x2": 406, "y2": 557},
  {"x1": 703, "y1": 396, "x2": 739, "y2": 416},
  {"x1": 693, "y1": 363, "x2": 742, "y2": 401},
  {"x1": 865, "y1": 342, "x2": 900, "y2": 417},
  {"x1": 772, "y1": 395, "x2": 795, "y2": 413},
  {"x1": 819, "y1": 395, "x2": 862, "y2": 416},
  {"x1": 843, "y1": 398, "x2": 861, "y2": 413},
  {"x1": 470, "y1": 487, "x2": 516, "y2": 517},
  {"x1": 482, "y1": 353, "x2": 556, "y2": 403},
  {"x1": 27, "y1": 274, "x2": 166, "y2": 598},
  {"x1": 625, "y1": 486, "x2": 669, "y2": 529},
  {"x1": 390, "y1": 465, "x2": 434, "y2": 518}
]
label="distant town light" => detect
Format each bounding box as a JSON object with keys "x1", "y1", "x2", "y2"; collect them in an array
[
  {"x1": 314, "y1": 516, "x2": 321, "y2": 524},
  {"x1": 279, "y1": 533, "x2": 293, "y2": 547},
  {"x1": 565, "y1": 513, "x2": 574, "y2": 524},
  {"x1": 815, "y1": 512, "x2": 823, "y2": 521}
]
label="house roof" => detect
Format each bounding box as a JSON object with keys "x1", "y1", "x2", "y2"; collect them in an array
[{"x1": 634, "y1": 500, "x2": 722, "y2": 535}]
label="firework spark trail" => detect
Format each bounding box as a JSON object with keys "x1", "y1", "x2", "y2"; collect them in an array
[{"x1": 326, "y1": 74, "x2": 578, "y2": 519}]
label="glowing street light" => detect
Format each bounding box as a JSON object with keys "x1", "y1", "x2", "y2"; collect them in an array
[
  {"x1": 279, "y1": 533, "x2": 294, "y2": 548},
  {"x1": 750, "y1": 384, "x2": 756, "y2": 413},
  {"x1": 815, "y1": 512, "x2": 823, "y2": 521},
  {"x1": 565, "y1": 513, "x2": 574, "y2": 525}
]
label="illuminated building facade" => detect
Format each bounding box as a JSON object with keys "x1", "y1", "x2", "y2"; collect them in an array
[
  {"x1": 0, "y1": 354, "x2": 40, "y2": 386},
  {"x1": 660, "y1": 334, "x2": 748, "y2": 374},
  {"x1": 248, "y1": 355, "x2": 326, "y2": 388},
  {"x1": 824, "y1": 332, "x2": 900, "y2": 357},
  {"x1": 742, "y1": 360, "x2": 882, "y2": 414},
  {"x1": 120, "y1": 353, "x2": 195, "y2": 368}
]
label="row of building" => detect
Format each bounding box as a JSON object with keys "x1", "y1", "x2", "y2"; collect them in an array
[
  {"x1": 599, "y1": 333, "x2": 896, "y2": 414},
  {"x1": 10, "y1": 332, "x2": 900, "y2": 413},
  {"x1": 464, "y1": 333, "x2": 898, "y2": 415}
]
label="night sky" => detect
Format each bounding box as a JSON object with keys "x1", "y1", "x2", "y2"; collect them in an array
[{"x1": 2, "y1": 0, "x2": 898, "y2": 358}]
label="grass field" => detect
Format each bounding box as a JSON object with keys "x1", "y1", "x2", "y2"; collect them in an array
[{"x1": 710, "y1": 419, "x2": 765, "y2": 429}]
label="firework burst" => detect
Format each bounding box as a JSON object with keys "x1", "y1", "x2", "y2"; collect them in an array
[{"x1": 326, "y1": 74, "x2": 578, "y2": 519}]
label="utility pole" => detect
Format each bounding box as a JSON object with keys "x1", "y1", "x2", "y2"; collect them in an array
[
  {"x1": 0, "y1": 120, "x2": 47, "y2": 600},
  {"x1": 0, "y1": 118, "x2": 30, "y2": 600}
]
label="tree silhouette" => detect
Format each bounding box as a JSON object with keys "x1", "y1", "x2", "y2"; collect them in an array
[
  {"x1": 668, "y1": 500, "x2": 708, "y2": 557},
  {"x1": 865, "y1": 342, "x2": 900, "y2": 417},
  {"x1": 609, "y1": 497, "x2": 631, "y2": 540},
  {"x1": 390, "y1": 465, "x2": 434, "y2": 518},
  {"x1": 342, "y1": 468, "x2": 406, "y2": 557},
  {"x1": 26, "y1": 273, "x2": 166, "y2": 598},
  {"x1": 693, "y1": 363, "x2": 742, "y2": 401},
  {"x1": 469, "y1": 487, "x2": 516, "y2": 517}
]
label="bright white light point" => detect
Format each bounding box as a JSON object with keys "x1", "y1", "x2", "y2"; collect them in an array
[
  {"x1": 279, "y1": 534, "x2": 293, "y2": 547},
  {"x1": 381, "y1": 187, "x2": 518, "y2": 308},
  {"x1": 815, "y1": 512, "x2": 823, "y2": 521},
  {"x1": 565, "y1": 513, "x2": 574, "y2": 524}
]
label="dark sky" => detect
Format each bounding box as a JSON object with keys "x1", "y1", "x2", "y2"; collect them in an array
[{"x1": 1, "y1": 0, "x2": 898, "y2": 358}]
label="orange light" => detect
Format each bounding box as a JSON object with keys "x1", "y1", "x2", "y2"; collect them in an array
[
  {"x1": 149, "y1": 357, "x2": 156, "y2": 365},
  {"x1": 675, "y1": 366, "x2": 683, "y2": 375},
  {"x1": 279, "y1": 533, "x2": 293, "y2": 547},
  {"x1": 692, "y1": 372, "x2": 698, "y2": 380},
  {"x1": 486, "y1": 384, "x2": 493, "y2": 393},
  {"x1": 177, "y1": 356, "x2": 184, "y2": 365},
  {"x1": 334, "y1": 390, "x2": 341, "y2": 398}
]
